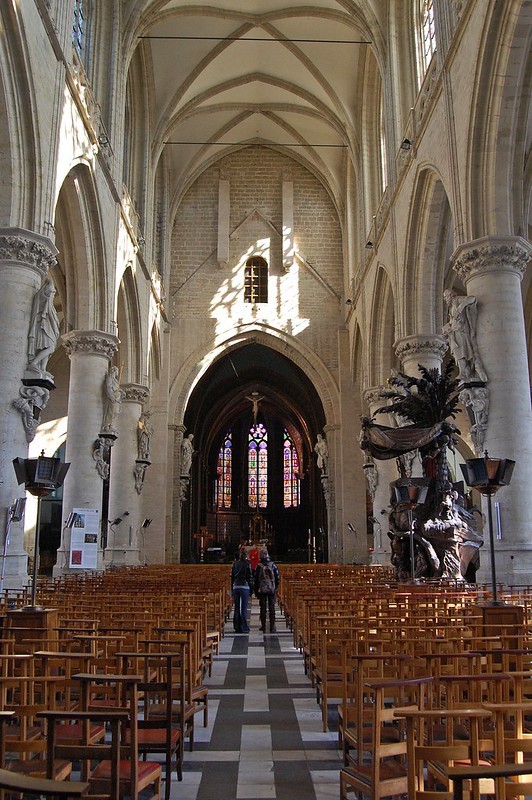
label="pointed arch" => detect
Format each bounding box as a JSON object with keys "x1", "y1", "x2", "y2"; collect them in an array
[
  {"x1": 468, "y1": 1, "x2": 532, "y2": 237},
  {"x1": 117, "y1": 264, "x2": 143, "y2": 383},
  {"x1": 0, "y1": 2, "x2": 39, "y2": 227},
  {"x1": 169, "y1": 324, "x2": 339, "y2": 429},
  {"x1": 403, "y1": 167, "x2": 453, "y2": 334},
  {"x1": 367, "y1": 266, "x2": 396, "y2": 386},
  {"x1": 54, "y1": 165, "x2": 108, "y2": 331},
  {"x1": 148, "y1": 323, "x2": 161, "y2": 386}
]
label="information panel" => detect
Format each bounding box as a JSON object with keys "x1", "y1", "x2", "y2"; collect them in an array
[{"x1": 68, "y1": 508, "x2": 100, "y2": 570}]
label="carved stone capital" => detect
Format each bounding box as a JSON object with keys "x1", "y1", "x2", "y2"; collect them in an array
[
  {"x1": 61, "y1": 330, "x2": 119, "y2": 359},
  {"x1": 0, "y1": 228, "x2": 57, "y2": 277},
  {"x1": 394, "y1": 334, "x2": 448, "y2": 364},
  {"x1": 452, "y1": 236, "x2": 532, "y2": 283},
  {"x1": 122, "y1": 384, "x2": 149, "y2": 405}
]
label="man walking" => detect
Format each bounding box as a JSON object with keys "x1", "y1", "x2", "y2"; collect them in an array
[{"x1": 254, "y1": 548, "x2": 280, "y2": 633}]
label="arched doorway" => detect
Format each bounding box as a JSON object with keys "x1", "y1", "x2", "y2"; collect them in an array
[{"x1": 181, "y1": 343, "x2": 327, "y2": 563}]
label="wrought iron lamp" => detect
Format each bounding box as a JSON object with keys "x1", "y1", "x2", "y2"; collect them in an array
[
  {"x1": 460, "y1": 452, "x2": 515, "y2": 605},
  {"x1": 13, "y1": 451, "x2": 70, "y2": 609},
  {"x1": 391, "y1": 477, "x2": 431, "y2": 582}
]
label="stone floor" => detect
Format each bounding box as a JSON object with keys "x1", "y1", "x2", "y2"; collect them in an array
[{"x1": 174, "y1": 600, "x2": 342, "y2": 800}]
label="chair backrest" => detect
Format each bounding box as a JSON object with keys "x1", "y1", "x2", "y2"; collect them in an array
[{"x1": 37, "y1": 709, "x2": 128, "y2": 800}]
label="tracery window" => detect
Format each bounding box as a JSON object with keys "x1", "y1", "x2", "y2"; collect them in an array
[
  {"x1": 248, "y1": 423, "x2": 268, "y2": 508},
  {"x1": 417, "y1": 0, "x2": 436, "y2": 77},
  {"x1": 244, "y1": 257, "x2": 268, "y2": 304},
  {"x1": 283, "y1": 430, "x2": 300, "y2": 508},
  {"x1": 215, "y1": 431, "x2": 232, "y2": 508},
  {"x1": 72, "y1": 0, "x2": 85, "y2": 55}
]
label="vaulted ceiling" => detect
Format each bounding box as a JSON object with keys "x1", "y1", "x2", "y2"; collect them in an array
[{"x1": 125, "y1": 1, "x2": 388, "y2": 206}]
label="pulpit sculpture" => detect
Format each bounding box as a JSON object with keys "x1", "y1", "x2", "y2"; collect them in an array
[{"x1": 360, "y1": 360, "x2": 483, "y2": 582}]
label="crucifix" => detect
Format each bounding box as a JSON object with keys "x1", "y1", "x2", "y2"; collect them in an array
[{"x1": 246, "y1": 390, "x2": 265, "y2": 424}]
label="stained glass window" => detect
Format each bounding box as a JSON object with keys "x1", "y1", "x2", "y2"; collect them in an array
[
  {"x1": 73, "y1": 0, "x2": 85, "y2": 55},
  {"x1": 283, "y1": 430, "x2": 300, "y2": 508},
  {"x1": 215, "y1": 431, "x2": 232, "y2": 508},
  {"x1": 248, "y1": 423, "x2": 267, "y2": 508},
  {"x1": 418, "y1": 0, "x2": 436, "y2": 76}
]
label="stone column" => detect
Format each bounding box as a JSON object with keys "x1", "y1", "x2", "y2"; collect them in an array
[
  {"x1": 0, "y1": 228, "x2": 58, "y2": 589},
  {"x1": 452, "y1": 236, "x2": 532, "y2": 584},
  {"x1": 363, "y1": 386, "x2": 398, "y2": 566},
  {"x1": 54, "y1": 330, "x2": 119, "y2": 576},
  {"x1": 105, "y1": 384, "x2": 149, "y2": 567}
]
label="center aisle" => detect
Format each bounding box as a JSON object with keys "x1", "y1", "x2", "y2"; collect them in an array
[{"x1": 178, "y1": 599, "x2": 342, "y2": 799}]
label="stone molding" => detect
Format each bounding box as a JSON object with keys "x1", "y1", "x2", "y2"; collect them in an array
[
  {"x1": 0, "y1": 229, "x2": 57, "y2": 276},
  {"x1": 394, "y1": 334, "x2": 448, "y2": 363},
  {"x1": 61, "y1": 330, "x2": 119, "y2": 359},
  {"x1": 121, "y1": 384, "x2": 149, "y2": 405},
  {"x1": 452, "y1": 236, "x2": 532, "y2": 283}
]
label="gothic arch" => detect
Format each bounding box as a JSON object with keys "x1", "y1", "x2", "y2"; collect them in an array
[
  {"x1": 0, "y1": 2, "x2": 39, "y2": 227},
  {"x1": 117, "y1": 264, "x2": 143, "y2": 384},
  {"x1": 367, "y1": 265, "x2": 396, "y2": 387},
  {"x1": 54, "y1": 165, "x2": 109, "y2": 331},
  {"x1": 403, "y1": 167, "x2": 453, "y2": 333},
  {"x1": 468, "y1": 0, "x2": 532, "y2": 237},
  {"x1": 169, "y1": 325, "x2": 339, "y2": 430}
]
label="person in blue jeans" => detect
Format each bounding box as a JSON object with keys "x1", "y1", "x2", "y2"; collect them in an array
[{"x1": 231, "y1": 548, "x2": 253, "y2": 633}]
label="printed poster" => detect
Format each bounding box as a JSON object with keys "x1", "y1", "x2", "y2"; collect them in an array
[{"x1": 69, "y1": 508, "x2": 100, "y2": 569}]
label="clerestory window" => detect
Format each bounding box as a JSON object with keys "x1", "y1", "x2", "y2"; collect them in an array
[
  {"x1": 72, "y1": 0, "x2": 85, "y2": 55},
  {"x1": 244, "y1": 257, "x2": 268, "y2": 304}
]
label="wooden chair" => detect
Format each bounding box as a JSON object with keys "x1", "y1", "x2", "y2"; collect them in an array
[
  {"x1": 73, "y1": 672, "x2": 162, "y2": 799},
  {"x1": 0, "y1": 768, "x2": 89, "y2": 799},
  {"x1": 117, "y1": 651, "x2": 183, "y2": 800},
  {"x1": 38, "y1": 709, "x2": 127, "y2": 800},
  {"x1": 0, "y1": 676, "x2": 72, "y2": 781},
  {"x1": 396, "y1": 707, "x2": 494, "y2": 799},
  {"x1": 448, "y1": 763, "x2": 532, "y2": 800},
  {"x1": 483, "y1": 701, "x2": 532, "y2": 798},
  {"x1": 339, "y1": 676, "x2": 432, "y2": 800}
]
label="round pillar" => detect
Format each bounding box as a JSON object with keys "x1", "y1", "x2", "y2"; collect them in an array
[
  {"x1": 53, "y1": 330, "x2": 119, "y2": 576},
  {"x1": 0, "y1": 228, "x2": 57, "y2": 589},
  {"x1": 452, "y1": 236, "x2": 532, "y2": 584},
  {"x1": 106, "y1": 384, "x2": 149, "y2": 567}
]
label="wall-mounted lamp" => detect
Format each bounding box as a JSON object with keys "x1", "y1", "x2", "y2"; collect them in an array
[
  {"x1": 98, "y1": 133, "x2": 109, "y2": 147},
  {"x1": 137, "y1": 236, "x2": 146, "y2": 246},
  {"x1": 110, "y1": 511, "x2": 129, "y2": 526},
  {"x1": 365, "y1": 241, "x2": 373, "y2": 249},
  {"x1": 400, "y1": 138, "x2": 412, "y2": 151}
]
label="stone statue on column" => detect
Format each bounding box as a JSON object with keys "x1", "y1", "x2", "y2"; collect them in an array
[
  {"x1": 314, "y1": 432, "x2": 329, "y2": 475},
  {"x1": 443, "y1": 289, "x2": 488, "y2": 383},
  {"x1": 459, "y1": 385, "x2": 490, "y2": 454},
  {"x1": 181, "y1": 433, "x2": 195, "y2": 476},
  {"x1": 137, "y1": 411, "x2": 154, "y2": 462},
  {"x1": 26, "y1": 276, "x2": 60, "y2": 380},
  {"x1": 101, "y1": 365, "x2": 124, "y2": 433}
]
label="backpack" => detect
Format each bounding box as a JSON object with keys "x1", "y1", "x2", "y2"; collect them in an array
[{"x1": 258, "y1": 563, "x2": 276, "y2": 595}]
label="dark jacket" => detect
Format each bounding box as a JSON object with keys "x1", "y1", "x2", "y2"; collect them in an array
[
  {"x1": 231, "y1": 557, "x2": 253, "y2": 592},
  {"x1": 254, "y1": 557, "x2": 280, "y2": 595}
]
